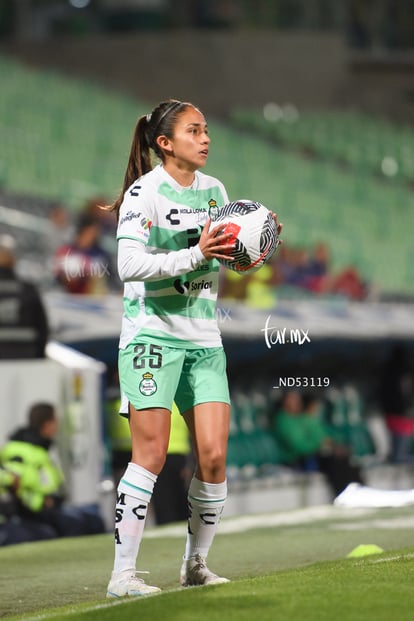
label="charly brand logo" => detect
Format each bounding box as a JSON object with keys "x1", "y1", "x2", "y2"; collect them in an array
[
  {"x1": 139, "y1": 372, "x2": 157, "y2": 396},
  {"x1": 166, "y1": 208, "x2": 180, "y2": 225},
  {"x1": 261, "y1": 315, "x2": 311, "y2": 349}
]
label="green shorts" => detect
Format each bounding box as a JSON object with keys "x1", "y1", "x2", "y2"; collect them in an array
[{"x1": 118, "y1": 342, "x2": 230, "y2": 415}]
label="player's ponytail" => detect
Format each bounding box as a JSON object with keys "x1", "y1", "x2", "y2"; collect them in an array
[
  {"x1": 109, "y1": 115, "x2": 151, "y2": 217},
  {"x1": 109, "y1": 99, "x2": 192, "y2": 218}
]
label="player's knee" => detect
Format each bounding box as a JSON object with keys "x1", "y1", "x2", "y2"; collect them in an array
[
  {"x1": 199, "y1": 446, "x2": 227, "y2": 478},
  {"x1": 132, "y1": 442, "x2": 167, "y2": 475}
]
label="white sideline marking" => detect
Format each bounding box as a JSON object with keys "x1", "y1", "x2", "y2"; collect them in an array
[
  {"x1": 330, "y1": 515, "x2": 414, "y2": 531},
  {"x1": 145, "y1": 504, "x2": 376, "y2": 538}
]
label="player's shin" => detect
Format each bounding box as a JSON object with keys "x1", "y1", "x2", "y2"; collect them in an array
[
  {"x1": 112, "y1": 462, "x2": 157, "y2": 574},
  {"x1": 184, "y1": 476, "x2": 227, "y2": 560}
]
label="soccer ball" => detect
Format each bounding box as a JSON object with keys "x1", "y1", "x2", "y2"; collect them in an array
[{"x1": 208, "y1": 199, "x2": 280, "y2": 273}]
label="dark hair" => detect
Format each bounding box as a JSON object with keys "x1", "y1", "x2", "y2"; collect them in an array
[
  {"x1": 28, "y1": 403, "x2": 56, "y2": 432},
  {"x1": 76, "y1": 213, "x2": 100, "y2": 234},
  {"x1": 110, "y1": 99, "x2": 194, "y2": 218}
]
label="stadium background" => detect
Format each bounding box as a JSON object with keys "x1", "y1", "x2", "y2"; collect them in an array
[{"x1": 1, "y1": 0, "x2": 414, "y2": 519}]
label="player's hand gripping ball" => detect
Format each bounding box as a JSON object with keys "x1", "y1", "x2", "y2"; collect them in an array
[{"x1": 208, "y1": 199, "x2": 280, "y2": 273}]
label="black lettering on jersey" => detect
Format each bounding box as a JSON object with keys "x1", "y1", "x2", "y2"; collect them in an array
[
  {"x1": 129, "y1": 185, "x2": 141, "y2": 197},
  {"x1": 187, "y1": 227, "x2": 200, "y2": 248}
]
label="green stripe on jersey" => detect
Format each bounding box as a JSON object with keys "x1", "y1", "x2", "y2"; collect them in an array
[
  {"x1": 130, "y1": 329, "x2": 201, "y2": 349},
  {"x1": 149, "y1": 227, "x2": 192, "y2": 251},
  {"x1": 123, "y1": 296, "x2": 140, "y2": 317},
  {"x1": 145, "y1": 295, "x2": 217, "y2": 319},
  {"x1": 158, "y1": 182, "x2": 225, "y2": 208}
]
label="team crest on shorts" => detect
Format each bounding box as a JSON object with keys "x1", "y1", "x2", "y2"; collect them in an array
[{"x1": 139, "y1": 372, "x2": 157, "y2": 396}]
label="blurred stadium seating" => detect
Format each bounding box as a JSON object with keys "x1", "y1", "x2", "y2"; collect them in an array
[
  {"x1": 1, "y1": 54, "x2": 414, "y2": 296},
  {"x1": 231, "y1": 106, "x2": 414, "y2": 184},
  {"x1": 0, "y1": 55, "x2": 146, "y2": 207}
]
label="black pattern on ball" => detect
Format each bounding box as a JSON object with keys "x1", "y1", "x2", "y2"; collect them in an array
[
  {"x1": 260, "y1": 212, "x2": 279, "y2": 259},
  {"x1": 209, "y1": 200, "x2": 260, "y2": 222},
  {"x1": 226, "y1": 238, "x2": 251, "y2": 271},
  {"x1": 208, "y1": 199, "x2": 280, "y2": 273}
]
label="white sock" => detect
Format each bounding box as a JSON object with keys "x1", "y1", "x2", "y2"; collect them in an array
[
  {"x1": 112, "y1": 462, "x2": 157, "y2": 575},
  {"x1": 184, "y1": 477, "x2": 227, "y2": 561}
]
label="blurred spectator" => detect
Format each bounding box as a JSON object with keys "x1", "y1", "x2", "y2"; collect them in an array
[
  {"x1": 379, "y1": 344, "x2": 414, "y2": 463},
  {"x1": 346, "y1": 0, "x2": 372, "y2": 49},
  {"x1": 54, "y1": 213, "x2": 116, "y2": 294},
  {"x1": 0, "y1": 402, "x2": 105, "y2": 541},
  {"x1": 46, "y1": 202, "x2": 74, "y2": 256},
  {"x1": 219, "y1": 267, "x2": 249, "y2": 301},
  {"x1": 328, "y1": 265, "x2": 368, "y2": 300},
  {"x1": 283, "y1": 247, "x2": 313, "y2": 289},
  {"x1": 276, "y1": 243, "x2": 368, "y2": 299},
  {"x1": 244, "y1": 264, "x2": 277, "y2": 309},
  {"x1": 0, "y1": 234, "x2": 49, "y2": 359},
  {"x1": 272, "y1": 390, "x2": 327, "y2": 468},
  {"x1": 271, "y1": 390, "x2": 364, "y2": 497},
  {"x1": 305, "y1": 242, "x2": 330, "y2": 292},
  {"x1": 82, "y1": 196, "x2": 118, "y2": 257},
  {"x1": 220, "y1": 240, "x2": 369, "y2": 304},
  {"x1": 82, "y1": 196, "x2": 117, "y2": 237}
]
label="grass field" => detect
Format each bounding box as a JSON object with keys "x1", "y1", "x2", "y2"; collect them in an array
[{"x1": 2, "y1": 504, "x2": 414, "y2": 621}]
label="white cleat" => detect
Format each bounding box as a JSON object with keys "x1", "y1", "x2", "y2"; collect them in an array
[
  {"x1": 106, "y1": 571, "x2": 161, "y2": 598},
  {"x1": 180, "y1": 554, "x2": 230, "y2": 587}
]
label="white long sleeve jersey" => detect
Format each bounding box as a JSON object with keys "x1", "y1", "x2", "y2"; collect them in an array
[{"x1": 116, "y1": 165, "x2": 229, "y2": 349}]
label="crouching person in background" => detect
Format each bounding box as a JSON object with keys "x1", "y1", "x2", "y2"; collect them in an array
[
  {"x1": 0, "y1": 464, "x2": 57, "y2": 545},
  {"x1": 0, "y1": 402, "x2": 105, "y2": 544}
]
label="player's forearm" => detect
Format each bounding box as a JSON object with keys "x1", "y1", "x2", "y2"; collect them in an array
[{"x1": 118, "y1": 238, "x2": 205, "y2": 282}]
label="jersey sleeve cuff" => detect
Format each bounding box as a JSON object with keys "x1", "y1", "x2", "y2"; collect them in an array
[{"x1": 191, "y1": 244, "x2": 206, "y2": 266}]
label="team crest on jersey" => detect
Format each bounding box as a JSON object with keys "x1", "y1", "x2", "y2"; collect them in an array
[
  {"x1": 139, "y1": 372, "x2": 157, "y2": 396},
  {"x1": 208, "y1": 198, "x2": 220, "y2": 220}
]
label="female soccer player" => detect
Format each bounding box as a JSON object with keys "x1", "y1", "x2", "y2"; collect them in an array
[{"x1": 106, "y1": 99, "x2": 280, "y2": 597}]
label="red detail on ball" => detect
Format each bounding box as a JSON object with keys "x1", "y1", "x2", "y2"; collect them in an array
[{"x1": 222, "y1": 222, "x2": 241, "y2": 248}]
